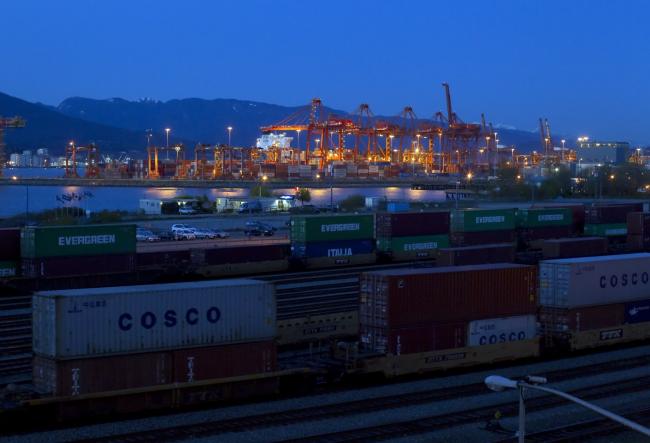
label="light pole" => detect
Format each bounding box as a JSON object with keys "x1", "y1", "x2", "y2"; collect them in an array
[
  {"x1": 561, "y1": 139, "x2": 566, "y2": 162},
  {"x1": 455, "y1": 180, "x2": 460, "y2": 210},
  {"x1": 485, "y1": 375, "x2": 650, "y2": 443},
  {"x1": 227, "y1": 126, "x2": 233, "y2": 147},
  {"x1": 165, "y1": 128, "x2": 171, "y2": 160},
  {"x1": 296, "y1": 129, "x2": 301, "y2": 151},
  {"x1": 260, "y1": 175, "x2": 267, "y2": 198}
]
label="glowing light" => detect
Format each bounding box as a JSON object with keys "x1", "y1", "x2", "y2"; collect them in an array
[{"x1": 11, "y1": 176, "x2": 17, "y2": 181}]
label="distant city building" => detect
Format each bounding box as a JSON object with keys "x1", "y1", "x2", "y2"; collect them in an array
[
  {"x1": 576, "y1": 140, "x2": 630, "y2": 165},
  {"x1": 256, "y1": 133, "x2": 293, "y2": 149},
  {"x1": 7, "y1": 148, "x2": 52, "y2": 167}
]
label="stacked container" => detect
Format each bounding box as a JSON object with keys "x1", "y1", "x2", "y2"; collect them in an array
[
  {"x1": 541, "y1": 237, "x2": 608, "y2": 259},
  {"x1": 515, "y1": 208, "x2": 573, "y2": 243},
  {"x1": 32, "y1": 279, "x2": 277, "y2": 396},
  {"x1": 450, "y1": 208, "x2": 517, "y2": 246},
  {"x1": 584, "y1": 203, "x2": 643, "y2": 239},
  {"x1": 360, "y1": 264, "x2": 537, "y2": 355},
  {"x1": 21, "y1": 224, "x2": 137, "y2": 278},
  {"x1": 534, "y1": 204, "x2": 586, "y2": 235},
  {"x1": 0, "y1": 228, "x2": 21, "y2": 278},
  {"x1": 290, "y1": 214, "x2": 375, "y2": 266},
  {"x1": 435, "y1": 243, "x2": 515, "y2": 266},
  {"x1": 627, "y1": 212, "x2": 650, "y2": 251},
  {"x1": 538, "y1": 253, "x2": 650, "y2": 347},
  {"x1": 375, "y1": 211, "x2": 450, "y2": 261}
]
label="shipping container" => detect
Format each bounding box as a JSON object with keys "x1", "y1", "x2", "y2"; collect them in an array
[
  {"x1": 0, "y1": 260, "x2": 19, "y2": 278},
  {"x1": 33, "y1": 351, "x2": 172, "y2": 396},
  {"x1": 360, "y1": 263, "x2": 537, "y2": 329},
  {"x1": 435, "y1": 243, "x2": 515, "y2": 266},
  {"x1": 586, "y1": 203, "x2": 644, "y2": 224},
  {"x1": 0, "y1": 228, "x2": 21, "y2": 261},
  {"x1": 291, "y1": 239, "x2": 374, "y2": 258},
  {"x1": 202, "y1": 244, "x2": 288, "y2": 265},
  {"x1": 516, "y1": 208, "x2": 572, "y2": 228},
  {"x1": 517, "y1": 226, "x2": 573, "y2": 242},
  {"x1": 21, "y1": 224, "x2": 136, "y2": 258},
  {"x1": 567, "y1": 304, "x2": 626, "y2": 331},
  {"x1": 290, "y1": 214, "x2": 374, "y2": 242},
  {"x1": 361, "y1": 322, "x2": 466, "y2": 355},
  {"x1": 22, "y1": 253, "x2": 136, "y2": 278},
  {"x1": 33, "y1": 279, "x2": 276, "y2": 359},
  {"x1": 535, "y1": 204, "x2": 585, "y2": 234},
  {"x1": 376, "y1": 235, "x2": 449, "y2": 254},
  {"x1": 450, "y1": 208, "x2": 516, "y2": 232},
  {"x1": 624, "y1": 299, "x2": 650, "y2": 324},
  {"x1": 136, "y1": 250, "x2": 191, "y2": 269},
  {"x1": 376, "y1": 211, "x2": 450, "y2": 237},
  {"x1": 450, "y1": 230, "x2": 516, "y2": 246},
  {"x1": 541, "y1": 237, "x2": 608, "y2": 259},
  {"x1": 627, "y1": 212, "x2": 650, "y2": 235},
  {"x1": 583, "y1": 223, "x2": 627, "y2": 237},
  {"x1": 386, "y1": 202, "x2": 410, "y2": 213},
  {"x1": 539, "y1": 253, "x2": 650, "y2": 308},
  {"x1": 172, "y1": 340, "x2": 276, "y2": 382},
  {"x1": 627, "y1": 234, "x2": 650, "y2": 252},
  {"x1": 467, "y1": 315, "x2": 537, "y2": 346}
]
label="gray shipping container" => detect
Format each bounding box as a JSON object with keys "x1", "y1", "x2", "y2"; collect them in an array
[
  {"x1": 33, "y1": 279, "x2": 276, "y2": 359},
  {"x1": 539, "y1": 253, "x2": 650, "y2": 308}
]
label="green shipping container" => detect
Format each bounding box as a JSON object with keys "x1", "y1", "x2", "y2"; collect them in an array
[
  {"x1": 451, "y1": 209, "x2": 516, "y2": 232},
  {"x1": 0, "y1": 260, "x2": 18, "y2": 277},
  {"x1": 584, "y1": 223, "x2": 627, "y2": 237},
  {"x1": 377, "y1": 235, "x2": 450, "y2": 253},
  {"x1": 290, "y1": 214, "x2": 374, "y2": 242},
  {"x1": 21, "y1": 224, "x2": 137, "y2": 258},
  {"x1": 516, "y1": 208, "x2": 573, "y2": 228}
]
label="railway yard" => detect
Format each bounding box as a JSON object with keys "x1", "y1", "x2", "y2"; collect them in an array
[{"x1": 3, "y1": 201, "x2": 650, "y2": 441}]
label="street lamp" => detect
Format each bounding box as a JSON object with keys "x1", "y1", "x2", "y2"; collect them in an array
[
  {"x1": 227, "y1": 126, "x2": 233, "y2": 147},
  {"x1": 561, "y1": 139, "x2": 566, "y2": 162},
  {"x1": 296, "y1": 129, "x2": 301, "y2": 150},
  {"x1": 485, "y1": 375, "x2": 650, "y2": 443},
  {"x1": 260, "y1": 175, "x2": 268, "y2": 198},
  {"x1": 165, "y1": 128, "x2": 171, "y2": 160}
]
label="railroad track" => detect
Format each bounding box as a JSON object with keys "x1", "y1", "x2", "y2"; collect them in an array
[
  {"x1": 497, "y1": 406, "x2": 650, "y2": 442},
  {"x1": 66, "y1": 353, "x2": 650, "y2": 443},
  {"x1": 0, "y1": 296, "x2": 32, "y2": 386}
]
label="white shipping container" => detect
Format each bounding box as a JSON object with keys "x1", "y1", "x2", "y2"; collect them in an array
[
  {"x1": 33, "y1": 279, "x2": 276, "y2": 359},
  {"x1": 467, "y1": 315, "x2": 536, "y2": 346},
  {"x1": 539, "y1": 253, "x2": 650, "y2": 308}
]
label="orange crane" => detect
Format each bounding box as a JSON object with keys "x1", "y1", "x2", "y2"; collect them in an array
[
  {"x1": 0, "y1": 116, "x2": 26, "y2": 176},
  {"x1": 65, "y1": 142, "x2": 101, "y2": 178}
]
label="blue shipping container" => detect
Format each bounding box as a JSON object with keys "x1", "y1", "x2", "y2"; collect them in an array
[
  {"x1": 291, "y1": 239, "x2": 375, "y2": 258},
  {"x1": 624, "y1": 299, "x2": 650, "y2": 324}
]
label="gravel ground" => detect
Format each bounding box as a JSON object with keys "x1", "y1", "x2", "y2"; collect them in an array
[{"x1": 7, "y1": 344, "x2": 650, "y2": 443}]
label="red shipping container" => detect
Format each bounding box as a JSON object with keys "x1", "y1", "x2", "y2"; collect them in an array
[
  {"x1": 136, "y1": 250, "x2": 191, "y2": 268},
  {"x1": 567, "y1": 304, "x2": 626, "y2": 331},
  {"x1": 376, "y1": 212, "x2": 450, "y2": 237},
  {"x1": 450, "y1": 230, "x2": 516, "y2": 246},
  {"x1": 627, "y1": 212, "x2": 650, "y2": 235},
  {"x1": 22, "y1": 253, "x2": 136, "y2": 278},
  {"x1": 541, "y1": 237, "x2": 608, "y2": 259},
  {"x1": 0, "y1": 228, "x2": 20, "y2": 261},
  {"x1": 33, "y1": 352, "x2": 172, "y2": 396},
  {"x1": 362, "y1": 323, "x2": 466, "y2": 355},
  {"x1": 203, "y1": 244, "x2": 288, "y2": 265},
  {"x1": 172, "y1": 341, "x2": 277, "y2": 382},
  {"x1": 360, "y1": 264, "x2": 537, "y2": 329},
  {"x1": 518, "y1": 226, "x2": 573, "y2": 241},
  {"x1": 586, "y1": 203, "x2": 644, "y2": 224},
  {"x1": 436, "y1": 243, "x2": 515, "y2": 266}
]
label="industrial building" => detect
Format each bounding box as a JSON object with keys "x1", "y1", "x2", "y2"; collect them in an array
[{"x1": 576, "y1": 140, "x2": 630, "y2": 165}]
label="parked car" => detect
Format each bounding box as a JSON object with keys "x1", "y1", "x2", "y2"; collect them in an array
[
  {"x1": 238, "y1": 201, "x2": 263, "y2": 214},
  {"x1": 174, "y1": 228, "x2": 196, "y2": 240},
  {"x1": 210, "y1": 229, "x2": 230, "y2": 239},
  {"x1": 136, "y1": 229, "x2": 161, "y2": 242},
  {"x1": 179, "y1": 206, "x2": 198, "y2": 215},
  {"x1": 191, "y1": 228, "x2": 217, "y2": 239},
  {"x1": 171, "y1": 224, "x2": 193, "y2": 232},
  {"x1": 244, "y1": 221, "x2": 276, "y2": 237}
]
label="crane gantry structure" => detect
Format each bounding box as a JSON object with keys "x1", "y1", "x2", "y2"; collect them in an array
[{"x1": 259, "y1": 84, "x2": 497, "y2": 174}]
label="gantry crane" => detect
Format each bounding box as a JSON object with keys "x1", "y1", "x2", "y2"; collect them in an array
[
  {"x1": 65, "y1": 142, "x2": 101, "y2": 178},
  {"x1": 0, "y1": 116, "x2": 26, "y2": 176}
]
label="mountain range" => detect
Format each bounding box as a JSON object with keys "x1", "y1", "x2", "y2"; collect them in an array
[{"x1": 1, "y1": 92, "x2": 547, "y2": 157}]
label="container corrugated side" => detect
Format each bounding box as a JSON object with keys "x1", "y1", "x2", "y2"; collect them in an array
[
  {"x1": 361, "y1": 322, "x2": 466, "y2": 355},
  {"x1": 21, "y1": 224, "x2": 136, "y2": 258},
  {"x1": 624, "y1": 299, "x2": 650, "y2": 324},
  {"x1": 360, "y1": 264, "x2": 537, "y2": 329},
  {"x1": 0, "y1": 228, "x2": 21, "y2": 261},
  {"x1": 435, "y1": 243, "x2": 515, "y2": 266},
  {"x1": 291, "y1": 239, "x2": 374, "y2": 258},
  {"x1": 539, "y1": 253, "x2": 650, "y2": 308},
  {"x1": 450, "y1": 208, "x2": 516, "y2": 232},
  {"x1": 290, "y1": 214, "x2": 374, "y2": 242},
  {"x1": 627, "y1": 212, "x2": 650, "y2": 235},
  {"x1": 376, "y1": 235, "x2": 449, "y2": 253},
  {"x1": 583, "y1": 223, "x2": 627, "y2": 237},
  {"x1": 467, "y1": 315, "x2": 536, "y2": 346},
  {"x1": 516, "y1": 208, "x2": 573, "y2": 228},
  {"x1": 33, "y1": 352, "x2": 172, "y2": 396},
  {"x1": 376, "y1": 212, "x2": 450, "y2": 237},
  {"x1": 22, "y1": 254, "x2": 136, "y2": 278},
  {"x1": 33, "y1": 279, "x2": 276, "y2": 359},
  {"x1": 541, "y1": 237, "x2": 608, "y2": 259}
]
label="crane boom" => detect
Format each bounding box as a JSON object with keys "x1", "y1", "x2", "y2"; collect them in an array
[{"x1": 442, "y1": 83, "x2": 454, "y2": 126}]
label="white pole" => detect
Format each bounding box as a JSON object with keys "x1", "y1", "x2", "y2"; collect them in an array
[{"x1": 518, "y1": 386, "x2": 526, "y2": 443}]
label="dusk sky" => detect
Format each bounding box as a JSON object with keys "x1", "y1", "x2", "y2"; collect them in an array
[{"x1": 3, "y1": 0, "x2": 650, "y2": 143}]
